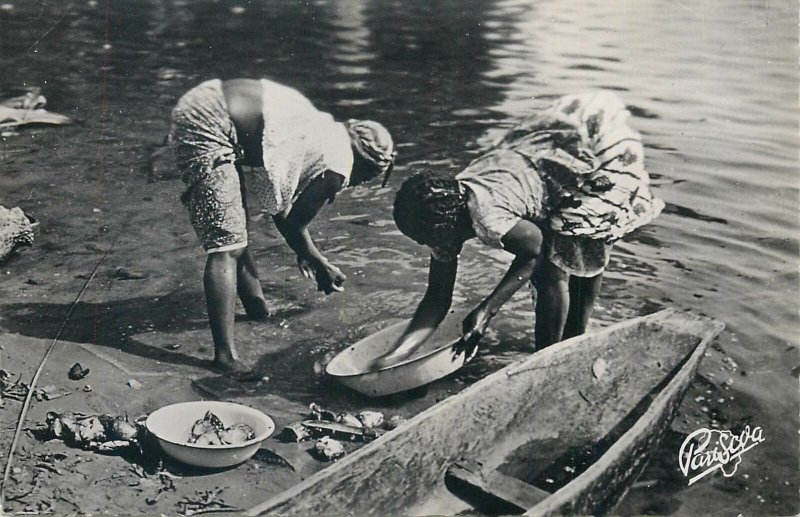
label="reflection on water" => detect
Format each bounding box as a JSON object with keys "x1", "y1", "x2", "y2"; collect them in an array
[{"x1": 0, "y1": 0, "x2": 797, "y2": 515}]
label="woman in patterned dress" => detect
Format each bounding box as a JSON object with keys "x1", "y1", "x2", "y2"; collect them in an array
[
  {"x1": 375, "y1": 92, "x2": 663, "y2": 368},
  {"x1": 170, "y1": 78, "x2": 395, "y2": 379}
]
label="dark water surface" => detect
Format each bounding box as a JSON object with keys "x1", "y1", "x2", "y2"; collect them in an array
[{"x1": 1, "y1": 1, "x2": 797, "y2": 515}]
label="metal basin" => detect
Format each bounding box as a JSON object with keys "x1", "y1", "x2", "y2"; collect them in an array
[
  {"x1": 146, "y1": 401, "x2": 275, "y2": 468},
  {"x1": 325, "y1": 311, "x2": 476, "y2": 397}
]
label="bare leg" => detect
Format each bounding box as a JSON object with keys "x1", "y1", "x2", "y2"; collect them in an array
[
  {"x1": 533, "y1": 260, "x2": 570, "y2": 350},
  {"x1": 204, "y1": 248, "x2": 260, "y2": 380},
  {"x1": 236, "y1": 248, "x2": 270, "y2": 320},
  {"x1": 564, "y1": 273, "x2": 603, "y2": 340},
  {"x1": 233, "y1": 165, "x2": 270, "y2": 320}
]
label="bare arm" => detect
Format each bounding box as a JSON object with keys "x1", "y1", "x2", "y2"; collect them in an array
[
  {"x1": 461, "y1": 219, "x2": 543, "y2": 344},
  {"x1": 370, "y1": 255, "x2": 458, "y2": 368},
  {"x1": 272, "y1": 170, "x2": 345, "y2": 293},
  {"x1": 401, "y1": 255, "x2": 459, "y2": 347}
]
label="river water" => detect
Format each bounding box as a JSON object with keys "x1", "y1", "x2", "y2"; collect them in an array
[{"x1": 1, "y1": 0, "x2": 797, "y2": 515}]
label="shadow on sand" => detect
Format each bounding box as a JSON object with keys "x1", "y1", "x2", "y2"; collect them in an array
[{"x1": 0, "y1": 289, "x2": 305, "y2": 373}]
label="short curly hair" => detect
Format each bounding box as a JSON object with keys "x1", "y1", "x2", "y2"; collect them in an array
[{"x1": 393, "y1": 171, "x2": 467, "y2": 247}]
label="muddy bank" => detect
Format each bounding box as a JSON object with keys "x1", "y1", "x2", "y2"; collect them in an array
[{"x1": 0, "y1": 333, "x2": 425, "y2": 515}]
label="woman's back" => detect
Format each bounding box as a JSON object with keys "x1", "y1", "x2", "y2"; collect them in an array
[{"x1": 222, "y1": 79, "x2": 264, "y2": 166}]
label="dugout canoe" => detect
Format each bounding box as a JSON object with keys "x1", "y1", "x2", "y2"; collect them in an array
[{"x1": 246, "y1": 309, "x2": 724, "y2": 517}]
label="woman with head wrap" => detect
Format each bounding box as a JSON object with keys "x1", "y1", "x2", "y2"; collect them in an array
[
  {"x1": 170, "y1": 78, "x2": 395, "y2": 379},
  {"x1": 373, "y1": 92, "x2": 662, "y2": 368}
]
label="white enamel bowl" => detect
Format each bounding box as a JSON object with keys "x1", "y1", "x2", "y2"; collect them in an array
[
  {"x1": 326, "y1": 311, "x2": 477, "y2": 397},
  {"x1": 146, "y1": 401, "x2": 275, "y2": 468}
]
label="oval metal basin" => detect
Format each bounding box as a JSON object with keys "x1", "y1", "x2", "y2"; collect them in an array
[
  {"x1": 146, "y1": 401, "x2": 275, "y2": 468},
  {"x1": 325, "y1": 311, "x2": 476, "y2": 397}
]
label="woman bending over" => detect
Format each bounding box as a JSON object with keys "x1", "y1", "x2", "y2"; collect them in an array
[
  {"x1": 171, "y1": 78, "x2": 395, "y2": 379},
  {"x1": 376, "y1": 92, "x2": 662, "y2": 368}
]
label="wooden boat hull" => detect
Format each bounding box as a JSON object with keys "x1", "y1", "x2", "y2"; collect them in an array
[
  {"x1": 246, "y1": 309, "x2": 724, "y2": 517},
  {"x1": 524, "y1": 314, "x2": 719, "y2": 516}
]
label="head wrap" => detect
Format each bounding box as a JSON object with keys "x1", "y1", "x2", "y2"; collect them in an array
[
  {"x1": 345, "y1": 119, "x2": 396, "y2": 186},
  {"x1": 393, "y1": 171, "x2": 467, "y2": 251}
]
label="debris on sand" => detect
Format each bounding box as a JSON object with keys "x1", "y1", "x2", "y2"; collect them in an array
[
  {"x1": 1, "y1": 368, "x2": 30, "y2": 404},
  {"x1": 0, "y1": 369, "x2": 72, "y2": 407},
  {"x1": 251, "y1": 448, "x2": 295, "y2": 471},
  {"x1": 279, "y1": 422, "x2": 311, "y2": 443},
  {"x1": 68, "y1": 363, "x2": 90, "y2": 380},
  {"x1": 312, "y1": 437, "x2": 345, "y2": 462},
  {"x1": 308, "y1": 402, "x2": 337, "y2": 422},
  {"x1": 178, "y1": 487, "x2": 239, "y2": 516},
  {"x1": 127, "y1": 379, "x2": 144, "y2": 390},
  {"x1": 282, "y1": 403, "x2": 392, "y2": 444},
  {"x1": 33, "y1": 384, "x2": 71, "y2": 401},
  {"x1": 41, "y1": 411, "x2": 144, "y2": 454},
  {"x1": 356, "y1": 410, "x2": 384, "y2": 429},
  {"x1": 107, "y1": 417, "x2": 139, "y2": 441},
  {"x1": 336, "y1": 412, "x2": 363, "y2": 428},
  {"x1": 309, "y1": 403, "x2": 387, "y2": 430},
  {"x1": 0, "y1": 87, "x2": 71, "y2": 131},
  {"x1": 0, "y1": 205, "x2": 36, "y2": 263},
  {"x1": 384, "y1": 415, "x2": 406, "y2": 430},
  {"x1": 129, "y1": 464, "x2": 179, "y2": 506},
  {"x1": 114, "y1": 268, "x2": 147, "y2": 280},
  {"x1": 301, "y1": 420, "x2": 381, "y2": 442}
]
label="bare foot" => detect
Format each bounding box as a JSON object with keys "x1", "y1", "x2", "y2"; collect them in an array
[
  {"x1": 241, "y1": 296, "x2": 270, "y2": 321},
  {"x1": 211, "y1": 358, "x2": 263, "y2": 382}
]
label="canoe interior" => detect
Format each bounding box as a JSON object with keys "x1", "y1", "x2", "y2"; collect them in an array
[
  {"x1": 246, "y1": 309, "x2": 723, "y2": 517},
  {"x1": 496, "y1": 333, "x2": 692, "y2": 489}
]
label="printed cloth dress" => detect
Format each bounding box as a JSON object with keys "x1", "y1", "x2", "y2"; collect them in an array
[
  {"x1": 170, "y1": 79, "x2": 353, "y2": 253},
  {"x1": 455, "y1": 91, "x2": 664, "y2": 277}
]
